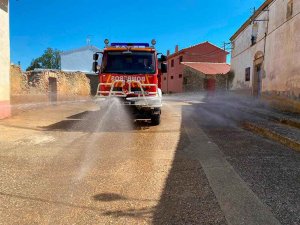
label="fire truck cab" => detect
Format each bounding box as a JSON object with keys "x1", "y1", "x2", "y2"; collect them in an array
[{"x1": 93, "y1": 39, "x2": 167, "y2": 125}]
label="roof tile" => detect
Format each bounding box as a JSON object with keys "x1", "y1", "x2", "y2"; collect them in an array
[{"x1": 182, "y1": 62, "x2": 230, "y2": 75}]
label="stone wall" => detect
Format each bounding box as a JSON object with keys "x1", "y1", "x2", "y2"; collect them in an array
[
  {"x1": 10, "y1": 65, "x2": 91, "y2": 104},
  {"x1": 183, "y1": 67, "x2": 206, "y2": 92},
  {"x1": 10, "y1": 65, "x2": 28, "y2": 95},
  {"x1": 183, "y1": 67, "x2": 228, "y2": 92}
]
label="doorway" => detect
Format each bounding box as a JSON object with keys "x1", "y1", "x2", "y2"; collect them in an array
[
  {"x1": 253, "y1": 51, "x2": 264, "y2": 97},
  {"x1": 49, "y1": 77, "x2": 57, "y2": 102},
  {"x1": 205, "y1": 78, "x2": 216, "y2": 92},
  {"x1": 253, "y1": 64, "x2": 262, "y2": 97}
]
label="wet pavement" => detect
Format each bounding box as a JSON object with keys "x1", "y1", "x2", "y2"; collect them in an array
[
  {"x1": 191, "y1": 97, "x2": 300, "y2": 225},
  {"x1": 0, "y1": 94, "x2": 299, "y2": 225}
]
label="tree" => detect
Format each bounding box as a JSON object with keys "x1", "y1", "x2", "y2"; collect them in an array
[{"x1": 26, "y1": 48, "x2": 61, "y2": 71}]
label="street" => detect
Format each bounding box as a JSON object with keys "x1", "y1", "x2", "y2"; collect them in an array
[{"x1": 0, "y1": 94, "x2": 299, "y2": 225}]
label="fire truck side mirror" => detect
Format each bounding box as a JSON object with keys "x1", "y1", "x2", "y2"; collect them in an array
[
  {"x1": 93, "y1": 53, "x2": 99, "y2": 61},
  {"x1": 161, "y1": 63, "x2": 167, "y2": 73},
  {"x1": 160, "y1": 55, "x2": 167, "y2": 62},
  {"x1": 93, "y1": 62, "x2": 98, "y2": 73}
]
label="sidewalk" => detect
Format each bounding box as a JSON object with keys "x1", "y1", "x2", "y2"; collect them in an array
[
  {"x1": 204, "y1": 93, "x2": 300, "y2": 152},
  {"x1": 237, "y1": 96, "x2": 300, "y2": 152}
]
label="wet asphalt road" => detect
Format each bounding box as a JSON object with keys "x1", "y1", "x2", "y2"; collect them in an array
[{"x1": 0, "y1": 95, "x2": 299, "y2": 225}]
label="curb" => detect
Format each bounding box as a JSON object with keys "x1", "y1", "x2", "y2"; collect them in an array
[
  {"x1": 237, "y1": 107, "x2": 300, "y2": 130},
  {"x1": 242, "y1": 122, "x2": 300, "y2": 152},
  {"x1": 279, "y1": 118, "x2": 300, "y2": 129}
]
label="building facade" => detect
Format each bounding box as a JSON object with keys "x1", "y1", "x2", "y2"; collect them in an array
[
  {"x1": 182, "y1": 62, "x2": 231, "y2": 92},
  {"x1": 60, "y1": 46, "x2": 101, "y2": 74},
  {"x1": 162, "y1": 42, "x2": 228, "y2": 93},
  {"x1": 230, "y1": 0, "x2": 300, "y2": 101},
  {"x1": 0, "y1": 0, "x2": 10, "y2": 119}
]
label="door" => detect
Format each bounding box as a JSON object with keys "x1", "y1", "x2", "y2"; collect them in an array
[
  {"x1": 253, "y1": 64, "x2": 262, "y2": 97},
  {"x1": 257, "y1": 65, "x2": 262, "y2": 97},
  {"x1": 206, "y1": 78, "x2": 216, "y2": 92},
  {"x1": 49, "y1": 77, "x2": 57, "y2": 102}
]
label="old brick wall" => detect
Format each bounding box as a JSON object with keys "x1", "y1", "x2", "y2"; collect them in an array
[
  {"x1": 10, "y1": 66, "x2": 91, "y2": 104},
  {"x1": 215, "y1": 75, "x2": 228, "y2": 91},
  {"x1": 10, "y1": 65, "x2": 28, "y2": 95},
  {"x1": 183, "y1": 67, "x2": 205, "y2": 92}
]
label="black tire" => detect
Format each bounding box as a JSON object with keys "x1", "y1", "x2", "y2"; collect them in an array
[{"x1": 151, "y1": 114, "x2": 161, "y2": 126}]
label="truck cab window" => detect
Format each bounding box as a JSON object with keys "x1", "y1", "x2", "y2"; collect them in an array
[{"x1": 102, "y1": 51, "x2": 156, "y2": 74}]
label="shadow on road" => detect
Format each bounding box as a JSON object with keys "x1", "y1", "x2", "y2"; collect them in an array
[
  {"x1": 152, "y1": 103, "x2": 227, "y2": 225},
  {"x1": 80, "y1": 100, "x2": 228, "y2": 224},
  {"x1": 92, "y1": 193, "x2": 156, "y2": 219},
  {"x1": 93, "y1": 193, "x2": 127, "y2": 202},
  {"x1": 41, "y1": 110, "x2": 150, "y2": 132}
]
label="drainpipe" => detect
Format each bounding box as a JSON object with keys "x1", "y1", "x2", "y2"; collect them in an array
[
  {"x1": 263, "y1": 7, "x2": 270, "y2": 57},
  {"x1": 166, "y1": 50, "x2": 170, "y2": 94},
  {"x1": 261, "y1": 6, "x2": 270, "y2": 97},
  {"x1": 167, "y1": 71, "x2": 169, "y2": 94}
]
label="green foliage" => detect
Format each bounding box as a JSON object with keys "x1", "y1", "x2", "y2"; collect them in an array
[
  {"x1": 227, "y1": 71, "x2": 235, "y2": 89},
  {"x1": 227, "y1": 71, "x2": 235, "y2": 82},
  {"x1": 26, "y1": 48, "x2": 61, "y2": 71}
]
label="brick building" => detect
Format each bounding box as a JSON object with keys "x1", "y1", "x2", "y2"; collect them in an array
[{"x1": 161, "y1": 41, "x2": 228, "y2": 93}]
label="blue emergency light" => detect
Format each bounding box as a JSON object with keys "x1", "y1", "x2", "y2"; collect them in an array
[{"x1": 111, "y1": 43, "x2": 150, "y2": 47}]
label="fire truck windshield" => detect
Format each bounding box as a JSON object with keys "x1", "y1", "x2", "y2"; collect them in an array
[{"x1": 102, "y1": 51, "x2": 156, "y2": 74}]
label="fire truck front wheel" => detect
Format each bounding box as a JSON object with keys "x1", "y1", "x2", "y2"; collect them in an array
[{"x1": 151, "y1": 114, "x2": 161, "y2": 126}]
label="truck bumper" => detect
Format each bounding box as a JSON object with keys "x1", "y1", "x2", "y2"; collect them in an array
[{"x1": 95, "y1": 80, "x2": 162, "y2": 109}]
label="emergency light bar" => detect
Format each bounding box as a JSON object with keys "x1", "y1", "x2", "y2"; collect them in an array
[{"x1": 111, "y1": 43, "x2": 150, "y2": 47}]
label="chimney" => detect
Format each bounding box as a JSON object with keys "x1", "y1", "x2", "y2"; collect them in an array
[
  {"x1": 167, "y1": 50, "x2": 170, "y2": 56},
  {"x1": 175, "y1": 45, "x2": 179, "y2": 53}
]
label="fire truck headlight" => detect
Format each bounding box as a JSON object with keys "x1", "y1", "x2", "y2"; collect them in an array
[{"x1": 151, "y1": 39, "x2": 156, "y2": 46}]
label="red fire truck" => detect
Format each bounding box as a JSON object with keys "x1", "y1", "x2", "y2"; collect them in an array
[{"x1": 93, "y1": 39, "x2": 167, "y2": 125}]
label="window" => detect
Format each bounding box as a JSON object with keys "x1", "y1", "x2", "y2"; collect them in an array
[
  {"x1": 171, "y1": 76, "x2": 174, "y2": 79},
  {"x1": 179, "y1": 74, "x2": 183, "y2": 78},
  {"x1": 287, "y1": 0, "x2": 293, "y2": 19},
  {"x1": 171, "y1": 59, "x2": 174, "y2": 67},
  {"x1": 102, "y1": 51, "x2": 156, "y2": 74},
  {"x1": 245, "y1": 67, "x2": 251, "y2": 81},
  {"x1": 251, "y1": 23, "x2": 258, "y2": 46},
  {"x1": 164, "y1": 77, "x2": 166, "y2": 81},
  {"x1": 251, "y1": 36, "x2": 256, "y2": 45},
  {"x1": 179, "y1": 56, "x2": 183, "y2": 64}
]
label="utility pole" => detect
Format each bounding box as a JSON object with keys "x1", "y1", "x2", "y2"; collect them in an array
[
  {"x1": 222, "y1": 42, "x2": 232, "y2": 51},
  {"x1": 252, "y1": 7, "x2": 256, "y2": 15},
  {"x1": 86, "y1": 35, "x2": 93, "y2": 46}
]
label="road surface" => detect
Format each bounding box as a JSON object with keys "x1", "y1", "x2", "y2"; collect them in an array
[{"x1": 0, "y1": 94, "x2": 299, "y2": 225}]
